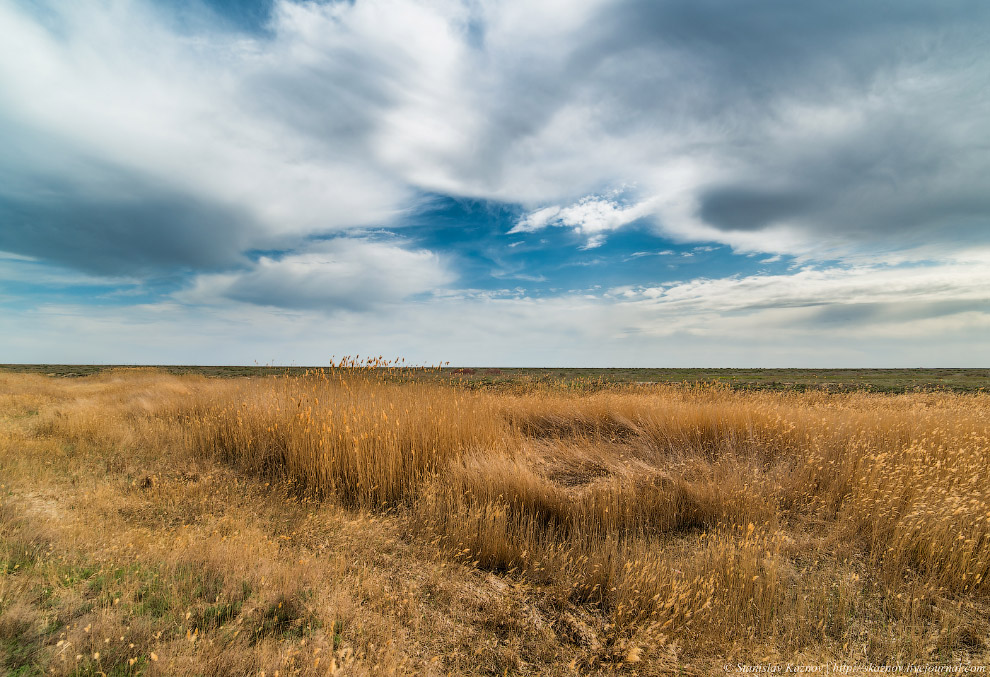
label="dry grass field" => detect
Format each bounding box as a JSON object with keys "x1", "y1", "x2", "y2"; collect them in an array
[{"x1": 1, "y1": 365, "x2": 989, "y2": 675}]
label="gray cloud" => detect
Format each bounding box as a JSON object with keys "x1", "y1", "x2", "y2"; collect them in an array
[
  {"x1": 806, "y1": 300, "x2": 990, "y2": 330},
  {"x1": 0, "y1": 170, "x2": 257, "y2": 276},
  {"x1": 698, "y1": 188, "x2": 818, "y2": 233}
]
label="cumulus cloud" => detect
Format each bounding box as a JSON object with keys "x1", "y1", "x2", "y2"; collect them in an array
[
  {"x1": 510, "y1": 194, "x2": 656, "y2": 247},
  {"x1": 180, "y1": 238, "x2": 453, "y2": 311}
]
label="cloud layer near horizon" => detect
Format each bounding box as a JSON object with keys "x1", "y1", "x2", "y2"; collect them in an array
[
  {"x1": 5, "y1": 260, "x2": 989, "y2": 366},
  {"x1": 1, "y1": 0, "x2": 989, "y2": 364}
]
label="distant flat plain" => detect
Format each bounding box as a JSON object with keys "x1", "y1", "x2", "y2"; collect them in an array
[{"x1": 2, "y1": 364, "x2": 987, "y2": 392}]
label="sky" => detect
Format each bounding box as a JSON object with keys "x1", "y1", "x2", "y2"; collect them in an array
[{"x1": 1, "y1": 0, "x2": 989, "y2": 367}]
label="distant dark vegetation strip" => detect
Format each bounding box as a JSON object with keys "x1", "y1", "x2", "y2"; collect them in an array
[{"x1": 1, "y1": 364, "x2": 988, "y2": 393}]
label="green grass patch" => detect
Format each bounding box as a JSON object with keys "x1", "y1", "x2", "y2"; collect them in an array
[
  {"x1": 0, "y1": 546, "x2": 38, "y2": 576},
  {"x1": 194, "y1": 599, "x2": 243, "y2": 631},
  {"x1": 133, "y1": 572, "x2": 171, "y2": 619}
]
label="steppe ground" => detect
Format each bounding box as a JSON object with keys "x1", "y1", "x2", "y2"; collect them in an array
[{"x1": 1, "y1": 366, "x2": 989, "y2": 676}]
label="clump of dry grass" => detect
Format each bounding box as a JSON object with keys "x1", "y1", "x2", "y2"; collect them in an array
[
  {"x1": 2, "y1": 368, "x2": 989, "y2": 675},
  {"x1": 183, "y1": 361, "x2": 509, "y2": 508}
]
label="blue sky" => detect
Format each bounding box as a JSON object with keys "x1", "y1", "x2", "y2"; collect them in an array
[{"x1": 1, "y1": 0, "x2": 989, "y2": 366}]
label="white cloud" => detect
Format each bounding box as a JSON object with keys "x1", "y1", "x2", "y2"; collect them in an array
[
  {"x1": 510, "y1": 194, "x2": 656, "y2": 247},
  {"x1": 610, "y1": 263, "x2": 990, "y2": 315},
  {"x1": 180, "y1": 238, "x2": 453, "y2": 311},
  {"x1": 510, "y1": 206, "x2": 563, "y2": 234}
]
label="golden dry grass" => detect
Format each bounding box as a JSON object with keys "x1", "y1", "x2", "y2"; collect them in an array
[{"x1": 1, "y1": 366, "x2": 989, "y2": 675}]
